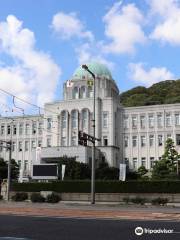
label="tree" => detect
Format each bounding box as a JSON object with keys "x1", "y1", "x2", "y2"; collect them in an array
[
  {"x1": 0, "y1": 158, "x2": 19, "y2": 181},
  {"x1": 137, "y1": 166, "x2": 148, "y2": 178},
  {"x1": 151, "y1": 138, "x2": 179, "y2": 179}
]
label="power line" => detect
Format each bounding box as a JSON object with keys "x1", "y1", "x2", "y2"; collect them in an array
[{"x1": 0, "y1": 87, "x2": 61, "y2": 116}]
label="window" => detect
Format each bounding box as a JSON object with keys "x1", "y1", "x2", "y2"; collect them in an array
[
  {"x1": 32, "y1": 122, "x2": 37, "y2": 134},
  {"x1": 24, "y1": 160, "x2": 28, "y2": 171},
  {"x1": 149, "y1": 115, "x2": 154, "y2": 128},
  {"x1": 18, "y1": 141, "x2": 22, "y2": 152},
  {"x1": 12, "y1": 142, "x2": 16, "y2": 152},
  {"x1": 47, "y1": 118, "x2": 52, "y2": 130},
  {"x1": 71, "y1": 110, "x2": 78, "y2": 128},
  {"x1": 103, "y1": 136, "x2": 108, "y2": 146},
  {"x1": 18, "y1": 160, "x2": 21, "y2": 169},
  {"x1": 31, "y1": 140, "x2": 36, "y2": 149},
  {"x1": 7, "y1": 125, "x2": 11, "y2": 135},
  {"x1": 176, "y1": 134, "x2": 180, "y2": 145},
  {"x1": 73, "y1": 87, "x2": 79, "y2": 99},
  {"x1": 166, "y1": 113, "x2": 171, "y2": 127},
  {"x1": 149, "y1": 135, "x2": 154, "y2": 147},
  {"x1": 25, "y1": 123, "x2": 30, "y2": 135},
  {"x1": 19, "y1": 123, "x2": 23, "y2": 135},
  {"x1": 167, "y1": 134, "x2": 171, "y2": 139},
  {"x1": 88, "y1": 86, "x2": 93, "y2": 98},
  {"x1": 71, "y1": 136, "x2": 76, "y2": 146},
  {"x1": 125, "y1": 158, "x2": 129, "y2": 167},
  {"x1": 102, "y1": 112, "x2": 108, "y2": 128},
  {"x1": 82, "y1": 110, "x2": 88, "y2": 129},
  {"x1": 13, "y1": 125, "x2": 16, "y2": 135},
  {"x1": 133, "y1": 158, "x2": 138, "y2": 170},
  {"x1": 47, "y1": 137, "x2": 51, "y2": 147},
  {"x1": 25, "y1": 141, "x2": 29, "y2": 151},
  {"x1": 80, "y1": 86, "x2": 86, "y2": 98},
  {"x1": 132, "y1": 116, "x2": 137, "y2": 128},
  {"x1": 61, "y1": 111, "x2": 67, "y2": 129},
  {"x1": 157, "y1": 114, "x2": 163, "y2": 128},
  {"x1": 141, "y1": 136, "x2": 146, "y2": 147},
  {"x1": 141, "y1": 157, "x2": 146, "y2": 167},
  {"x1": 158, "y1": 135, "x2": 163, "y2": 146},
  {"x1": 140, "y1": 115, "x2": 145, "y2": 128},
  {"x1": 124, "y1": 116, "x2": 129, "y2": 129},
  {"x1": 0, "y1": 125, "x2": 4, "y2": 135},
  {"x1": 61, "y1": 137, "x2": 66, "y2": 146},
  {"x1": 38, "y1": 122, "x2": 43, "y2": 135},
  {"x1": 175, "y1": 114, "x2": 180, "y2": 126},
  {"x1": 0, "y1": 142, "x2": 3, "y2": 152},
  {"x1": 132, "y1": 136, "x2": 137, "y2": 147},
  {"x1": 38, "y1": 140, "x2": 42, "y2": 147},
  {"x1": 124, "y1": 136, "x2": 128, "y2": 147},
  {"x1": 150, "y1": 157, "x2": 155, "y2": 168}
]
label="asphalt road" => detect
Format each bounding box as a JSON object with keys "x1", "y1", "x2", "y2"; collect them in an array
[{"x1": 0, "y1": 215, "x2": 179, "y2": 240}]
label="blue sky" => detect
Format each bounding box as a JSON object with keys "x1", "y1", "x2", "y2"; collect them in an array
[{"x1": 0, "y1": 0, "x2": 180, "y2": 113}]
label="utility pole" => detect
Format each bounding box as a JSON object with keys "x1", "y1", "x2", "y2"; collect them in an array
[
  {"x1": 7, "y1": 140, "x2": 12, "y2": 201},
  {"x1": 82, "y1": 64, "x2": 96, "y2": 204}
]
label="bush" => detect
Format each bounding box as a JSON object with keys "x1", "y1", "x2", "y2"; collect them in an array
[
  {"x1": 122, "y1": 197, "x2": 130, "y2": 204},
  {"x1": 11, "y1": 192, "x2": 28, "y2": 201},
  {"x1": 130, "y1": 197, "x2": 146, "y2": 205},
  {"x1": 0, "y1": 195, "x2": 3, "y2": 200},
  {"x1": 11, "y1": 180, "x2": 180, "y2": 194},
  {"x1": 46, "y1": 193, "x2": 60, "y2": 203},
  {"x1": 30, "y1": 193, "x2": 45, "y2": 203},
  {"x1": 151, "y1": 197, "x2": 169, "y2": 206}
]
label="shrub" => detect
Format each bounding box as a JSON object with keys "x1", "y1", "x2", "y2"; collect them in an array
[
  {"x1": 151, "y1": 197, "x2": 169, "y2": 206},
  {"x1": 130, "y1": 197, "x2": 146, "y2": 205},
  {"x1": 30, "y1": 193, "x2": 45, "y2": 203},
  {"x1": 11, "y1": 180, "x2": 180, "y2": 194},
  {"x1": 122, "y1": 197, "x2": 130, "y2": 204},
  {"x1": 46, "y1": 193, "x2": 60, "y2": 203},
  {"x1": 11, "y1": 192, "x2": 28, "y2": 201},
  {"x1": 0, "y1": 195, "x2": 3, "y2": 200}
]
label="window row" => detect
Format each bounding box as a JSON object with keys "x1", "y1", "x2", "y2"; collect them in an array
[
  {"x1": 72, "y1": 86, "x2": 93, "y2": 99},
  {"x1": 124, "y1": 113, "x2": 180, "y2": 129},
  {"x1": 61, "y1": 110, "x2": 108, "y2": 129},
  {"x1": 0, "y1": 139, "x2": 46, "y2": 152},
  {"x1": 0, "y1": 121, "x2": 44, "y2": 136},
  {"x1": 125, "y1": 157, "x2": 161, "y2": 169},
  {"x1": 124, "y1": 134, "x2": 175, "y2": 148}
]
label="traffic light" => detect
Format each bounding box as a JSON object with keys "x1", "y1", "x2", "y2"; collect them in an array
[{"x1": 78, "y1": 131, "x2": 87, "y2": 146}]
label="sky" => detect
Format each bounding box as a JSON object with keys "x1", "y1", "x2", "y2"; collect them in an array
[{"x1": 0, "y1": 0, "x2": 180, "y2": 114}]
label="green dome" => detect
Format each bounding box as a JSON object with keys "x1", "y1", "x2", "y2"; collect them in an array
[{"x1": 73, "y1": 62, "x2": 112, "y2": 80}]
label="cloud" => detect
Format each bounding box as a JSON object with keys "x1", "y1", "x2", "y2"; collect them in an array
[
  {"x1": 51, "y1": 12, "x2": 94, "y2": 41},
  {"x1": 75, "y1": 42, "x2": 115, "y2": 70},
  {"x1": 128, "y1": 62, "x2": 174, "y2": 86},
  {"x1": 102, "y1": 2, "x2": 146, "y2": 54},
  {"x1": 149, "y1": 0, "x2": 180, "y2": 45},
  {"x1": 0, "y1": 15, "x2": 61, "y2": 108}
]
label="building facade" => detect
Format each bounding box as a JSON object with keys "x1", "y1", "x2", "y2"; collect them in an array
[{"x1": 0, "y1": 62, "x2": 180, "y2": 179}]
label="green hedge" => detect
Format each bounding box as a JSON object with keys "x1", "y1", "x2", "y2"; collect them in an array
[{"x1": 11, "y1": 180, "x2": 180, "y2": 193}]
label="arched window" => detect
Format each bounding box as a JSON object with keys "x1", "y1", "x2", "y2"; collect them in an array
[
  {"x1": 71, "y1": 110, "x2": 78, "y2": 129},
  {"x1": 80, "y1": 86, "x2": 86, "y2": 99},
  {"x1": 61, "y1": 111, "x2": 67, "y2": 129},
  {"x1": 88, "y1": 86, "x2": 93, "y2": 98},
  {"x1": 72, "y1": 87, "x2": 79, "y2": 99},
  {"x1": 82, "y1": 109, "x2": 88, "y2": 129}
]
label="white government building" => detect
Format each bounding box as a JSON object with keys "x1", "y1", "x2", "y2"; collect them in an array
[{"x1": 0, "y1": 62, "x2": 180, "y2": 179}]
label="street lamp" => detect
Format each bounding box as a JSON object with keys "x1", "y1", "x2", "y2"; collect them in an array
[{"x1": 82, "y1": 64, "x2": 95, "y2": 204}]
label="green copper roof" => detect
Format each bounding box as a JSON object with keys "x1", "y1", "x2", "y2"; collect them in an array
[{"x1": 73, "y1": 62, "x2": 112, "y2": 80}]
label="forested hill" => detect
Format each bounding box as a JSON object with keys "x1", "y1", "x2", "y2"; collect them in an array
[{"x1": 120, "y1": 80, "x2": 180, "y2": 107}]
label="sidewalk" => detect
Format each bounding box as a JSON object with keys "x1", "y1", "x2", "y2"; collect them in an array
[{"x1": 0, "y1": 201, "x2": 180, "y2": 221}]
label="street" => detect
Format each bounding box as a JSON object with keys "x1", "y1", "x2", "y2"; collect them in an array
[{"x1": 0, "y1": 215, "x2": 179, "y2": 240}]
